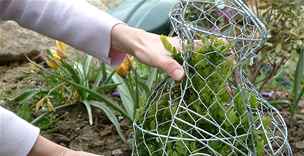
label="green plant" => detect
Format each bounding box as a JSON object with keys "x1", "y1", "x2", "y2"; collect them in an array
[
  {"x1": 112, "y1": 61, "x2": 160, "y2": 121},
  {"x1": 260, "y1": 48, "x2": 304, "y2": 117},
  {"x1": 248, "y1": 0, "x2": 304, "y2": 90},
  {"x1": 135, "y1": 36, "x2": 272, "y2": 155},
  {"x1": 290, "y1": 48, "x2": 304, "y2": 116},
  {"x1": 17, "y1": 103, "x2": 34, "y2": 121},
  {"x1": 13, "y1": 54, "x2": 133, "y2": 141}
]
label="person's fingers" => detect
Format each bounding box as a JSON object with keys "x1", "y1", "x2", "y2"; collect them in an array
[{"x1": 157, "y1": 57, "x2": 184, "y2": 81}]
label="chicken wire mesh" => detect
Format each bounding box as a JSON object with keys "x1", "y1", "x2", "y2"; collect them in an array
[{"x1": 133, "y1": 0, "x2": 292, "y2": 155}]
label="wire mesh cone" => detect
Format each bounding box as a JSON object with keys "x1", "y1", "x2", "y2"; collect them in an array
[{"x1": 133, "y1": 0, "x2": 292, "y2": 155}]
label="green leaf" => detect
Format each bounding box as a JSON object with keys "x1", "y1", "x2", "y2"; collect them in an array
[
  {"x1": 12, "y1": 89, "x2": 40, "y2": 104},
  {"x1": 227, "y1": 109, "x2": 238, "y2": 125},
  {"x1": 89, "y1": 101, "x2": 126, "y2": 142},
  {"x1": 262, "y1": 116, "x2": 272, "y2": 128},
  {"x1": 43, "y1": 59, "x2": 129, "y2": 119},
  {"x1": 104, "y1": 70, "x2": 116, "y2": 84},
  {"x1": 73, "y1": 62, "x2": 86, "y2": 83},
  {"x1": 60, "y1": 61, "x2": 81, "y2": 83},
  {"x1": 160, "y1": 35, "x2": 174, "y2": 52},
  {"x1": 294, "y1": 86, "x2": 304, "y2": 111},
  {"x1": 256, "y1": 135, "x2": 265, "y2": 156},
  {"x1": 112, "y1": 74, "x2": 135, "y2": 120},
  {"x1": 291, "y1": 48, "x2": 304, "y2": 114},
  {"x1": 17, "y1": 104, "x2": 33, "y2": 121},
  {"x1": 136, "y1": 79, "x2": 151, "y2": 95},
  {"x1": 62, "y1": 78, "x2": 131, "y2": 120},
  {"x1": 94, "y1": 64, "x2": 106, "y2": 88},
  {"x1": 35, "y1": 115, "x2": 56, "y2": 131},
  {"x1": 147, "y1": 68, "x2": 158, "y2": 90},
  {"x1": 250, "y1": 92, "x2": 259, "y2": 108},
  {"x1": 95, "y1": 83, "x2": 121, "y2": 93},
  {"x1": 160, "y1": 35, "x2": 177, "y2": 55},
  {"x1": 234, "y1": 90, "x2": 246, "y2": 116},
  {"x1": 83, "y1": 55, "x2": 93, "y2": 78},
  {"x1": 101, "y1": 64, "x2": 107, "y2": 82},
  {"x1": 72, "y1": 62, "x2": 90, "y2": 99},
  {"x1": 83, "y1": 100, "x2": 93, "y2": 125}
]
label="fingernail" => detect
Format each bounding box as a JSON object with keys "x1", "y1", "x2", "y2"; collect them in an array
[{"x1": 173, "y1": 69, "x2": 184, "y2": 80}]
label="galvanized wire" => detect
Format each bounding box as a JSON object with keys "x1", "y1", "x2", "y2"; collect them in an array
[{"x1": 133, "y1": 0, "x2": 292, "y2": 155}]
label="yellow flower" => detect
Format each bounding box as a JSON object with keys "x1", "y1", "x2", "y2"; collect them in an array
[
  {"x1": 55, "y1": 41, "x2": 67, "y2": 58},
  {"x1": 35, "y1": 97, "x2": 55, "y2": 113},
  {"x1": 46, "y1": 41, "x2": 67, "y2": 69},
  {"x1": 46, "y1": 98, "x2": 55, "y2": 112},
  {"x1": 116, "y1": 55, "x2": 133, "y2": 77},
  {"x1": 35, "y1": 98, "x2": 45, "y2": 113},
  {"x1": 50, "y1": 48, "x2": 62, "y2": 60},
  {"x1": 46, "y1": 59, "x2": 60, "y2": 69}
]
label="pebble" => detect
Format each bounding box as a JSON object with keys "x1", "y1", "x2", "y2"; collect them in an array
[
  {"x1": 295, "y1": 141, "x2": 304, "y2": 149},
  {"x1": 112, "y1": 149, "x2": 123, "y2": 155}
]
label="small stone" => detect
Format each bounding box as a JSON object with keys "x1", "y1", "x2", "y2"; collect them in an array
[
  {"x1": 112, "y1": 149, "x2": 123, "y2": 155},
  {"x1": 295, "y1": 141, "x2": 304, "y2": 149}
]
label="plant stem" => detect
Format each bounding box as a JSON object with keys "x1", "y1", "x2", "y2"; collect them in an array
[{"x1": 291, "y1": 48, "x2": 304, "y2": 116}]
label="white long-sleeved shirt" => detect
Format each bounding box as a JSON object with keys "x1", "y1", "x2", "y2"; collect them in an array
[{"x1": 0, "y1": 0, "x2": 124, "y2": 155}]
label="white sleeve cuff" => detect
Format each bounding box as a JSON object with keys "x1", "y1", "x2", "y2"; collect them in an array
[{"x1": 0, "y1": 107, "x2": 40, "y2": 156}]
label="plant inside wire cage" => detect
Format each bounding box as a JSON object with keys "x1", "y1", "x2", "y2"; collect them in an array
[{"x1": 133, "y1": 0, "x2": 292, "y2": 155}]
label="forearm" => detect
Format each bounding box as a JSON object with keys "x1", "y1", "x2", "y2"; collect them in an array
[
  {"x1": 28, "y1": 136, "x2": 66, "y2": 156},
  {"x1": 0, "y1": 0, "x2": 122, "y2": 64}
]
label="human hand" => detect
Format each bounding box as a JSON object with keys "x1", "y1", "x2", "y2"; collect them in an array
[{"x1": 110, "y1": 24, "x2": 184, "y2": 81}]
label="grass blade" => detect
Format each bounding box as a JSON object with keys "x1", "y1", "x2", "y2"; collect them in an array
[
  {"x1": 12, "y1": 89, "x2": 40, "y2": 104},
  {"x1": 83, "y1": 100, "x2": 93, "y2": 125},
  {"x1": 112, "y1": 74, "x2": 135, "y2": 120},
  {"x1": 63, "y1": 78, "x2": 131, "y2": 120},
  {"x1": 291, "y1": 49, "x2": 304, "y2": 115},
  {"x1": 94, "y1": 64, "x2": 105, "y2": 88},
  {"x1": 147, "y1": 68, "x2": 158, "y2": 90},
  {"x1": 95, "y1": 83, "x2": 121, "y2": 93},
  {"x1": 83, "y1": 55, "x2": 93, "y2": 77},
  {"x1": 60, "y1": 61, "x2": 81, "y2": 83}
]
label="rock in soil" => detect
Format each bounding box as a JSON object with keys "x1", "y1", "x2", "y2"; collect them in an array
[{"x1": 0, "y1": 21, "x2": 54, "y2": 62}]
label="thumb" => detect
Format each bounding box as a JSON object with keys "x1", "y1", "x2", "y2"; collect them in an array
[{"x1": 158, "y1": 57, "x2": 184, "y2": 81}]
